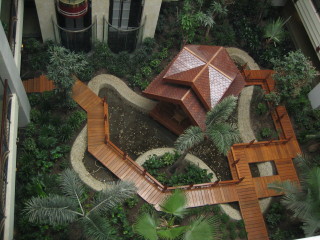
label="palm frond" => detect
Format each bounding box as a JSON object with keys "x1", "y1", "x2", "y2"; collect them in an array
[
  {"x1": 133, "y1": 213, "x2": 158, "y2": 240},
  {"x1": 89, "y1": 181, "x2": 136, "y2": 215},
  {"x1": 264, "y1": 17, "x2": 290, "y2": 45},
  {"x1": 206, "y1": 123, "x2": 240, "y2": 155},
  {"x1": 160, "y1": 190, "x2": 187, "y2": 218},
  {"x1": 157, "y1": 226, "x2": 187, "y2": 240},
  {"x1": 302, "y1": 214, "x2": 320, "y2": 237},
  {"x1": 24, "y1": 194, "x2": 80, "y2": 226},
  {"x1": 59, "y1": 169, "x2": 86, "y2": 204},
  {"x1": 205, "y1": 96, "x2": 237, "y2": 127},
  {"x1": 81, "y1": 212, "x2": 117, "y2": 240},
  {"x1": 183, "y1": 216, "x2": 220, "y2": 240},
  {"x1": 175, "y1": 126, "x2": 204, "y2": 152}
]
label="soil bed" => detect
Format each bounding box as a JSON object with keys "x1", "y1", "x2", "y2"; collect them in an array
[
  {"x1": 99, "y1": 87, "x2": 233, "y2": 181},
  {"x1": 250, "y1": 86, "x2": 279, "y2": 141}
]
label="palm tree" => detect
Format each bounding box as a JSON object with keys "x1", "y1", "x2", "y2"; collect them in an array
[
  {"x1": 268, "y1": 155, "x2": 320, "y2": 237},
  {"x1": 264, "y1": 17, "x2": 290, "y2": 46},
  {"x1": 24, "y1": 169, "x2": 136, "y2": 240},
  {"x1": 171, "y1": 95, "x2": 240, "y2": 173},
  {"x1": 133, "y1": 190, "x2": 220, "y2": 240}
]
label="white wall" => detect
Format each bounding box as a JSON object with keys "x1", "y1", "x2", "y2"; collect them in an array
[
  {"x1": 141, "y1": 0, "x2": 162, "y2": 40},
  {"x1": 92, "y1": 0, "x2": 109, "y2": 42},
  {"x1": 34, "y1": 0, "x2": 57, "y2": 41},
  {"x1": 13, "y1": 0, "x2": 24, "y2": 72},
  {"x1": 308, "y1": 83, "x2": 320, "y2": 109},
  {"x1": 3, "y1": 95, "x2": 19, "y2": 240},
  {"x1": 0, "y1": 23, "x2": 30, "y2": 126}
]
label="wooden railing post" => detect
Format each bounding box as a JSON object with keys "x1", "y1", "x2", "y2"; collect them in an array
[
  {"x1": 232, "y1": 158, "x2": 240, "y2": 166},
  {"x1": 104, "y1": 136, "x2": 108, "y2": 144},
  {"x1": 142, "y1": 169, "x2": 147, "y2": 176},
  {"x1": 162, "y1": 185, "x2": 167, "y2": 192},
  {"x1": 123, "y1": 152, "x2": 127, "y2": 160},
  {"x1": 213, "y1": 180, "x2": 220, "y2": 186},
  {"x1": 283, "y1": 136, "x2": 292, "y2": 143},
  {"x1": 187, "y1": 184, "x2": 194, "y2": 190},
  {"x1": 238, "y1": 177, "x2": 245, "y2": 183},
  {"x1": 246, "y1": 139, "x2": 255, "y2": 148}
]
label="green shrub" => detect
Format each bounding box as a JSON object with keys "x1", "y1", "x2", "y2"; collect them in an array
[
  {"x1": 141, "y1": 66, "x2": 152, "y2": 77},
  {"x1": 125, "y1": 195, "x2": 139, "y2": 208},
  {"x1": 211, "y1": 22, "x2": 237, "y2": 46},
  {"x1": 59, "y1": 124, "x2": 74, "y2": 142},
  {"x1": 220, "y1": 213, "x2": 230, "y2": 224},
  {"x1": 266, "y1": 202, "x2": 283, "y2": 229},
  {"x1": 256, "y1": 102, "x2": 268, "y2": 115},
  {"x1": 67, "y1": 110, "x2": 86, "y2": 130},
  {"x1": 260, "y1": 127, "x2": 273, "y2": 138},
  {"x1": 38, "y1": 136, "x2": 58, "y2": 149},
  {"x1": 22, "y1": 138, "x2": 37, "y2": 152}
]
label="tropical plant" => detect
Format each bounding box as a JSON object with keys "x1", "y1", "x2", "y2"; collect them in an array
[
  {"x1": 264, "y1": 17, "x2": 290, "y2": 46},
  {"x1": 172, "y1": 96, "x2": 240, "y2": 173},
  {"x1": 24, "y1": 169, "x2": 136, "y2": 239},
  {"x1": 47, "y1": 46, "x2": 88, "y2": 97},
  {"x1": 133, "y1": 190, "x2": 220, "y2": 240},
  {"x1": 268, "y1": 155, "x2": 320, "y2": 237}
]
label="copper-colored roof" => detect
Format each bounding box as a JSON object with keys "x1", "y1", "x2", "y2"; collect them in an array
[{"x1": 143, "y1": 45, "x2": 245, "y2": 130}]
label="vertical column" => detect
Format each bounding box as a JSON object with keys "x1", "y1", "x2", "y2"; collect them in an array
[
  {"x1": 34, "y1": 0, "x2": 58, "y2": 41},
  {"x1": 91, "y1": 0, "x2": 109, "y2": 42},
  {"x1": 141, "y1": 0, "x2": 162, "y2": 40},
  {"x1": 14, "y1": 0, "x2": 24, "y2": 72}
]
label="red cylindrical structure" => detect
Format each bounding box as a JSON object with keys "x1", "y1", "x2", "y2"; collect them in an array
[{"x1": 57, "y1": 0, "x2": 88, "y2": 18}]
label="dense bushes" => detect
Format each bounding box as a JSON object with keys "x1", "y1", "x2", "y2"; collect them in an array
[
  {"x1": 15, "y1": 92, "x2": 86, "y2": 238},
  {"x1": 90, "y1": 38, "x2": 169, "y2": 90},
  {"x1": 142, "y1": 152, "x2": 213, "y2": 186}
]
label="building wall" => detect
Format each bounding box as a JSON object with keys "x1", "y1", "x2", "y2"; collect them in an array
[
  {"x1": 141, "y1": 0, "x2": 162, "y2": 40},
  {"x1": 92, "y1": 0, "x2": 109, "y2": 42},
  {"x1": 0, "y1": 23, "x2": 30, "y2": 126},
  {"x1": 34, "y1": 0, "x2": 57, "y2": 41}
]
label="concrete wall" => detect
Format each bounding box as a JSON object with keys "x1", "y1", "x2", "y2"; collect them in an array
[
  {"x1": 92, "y1": 0, "x2": 109, "y2": 42},
  {"x1": 0, "y1": 23, "x2": 30, "y2": 126},
  {"x1": 308, "y1": 83, "x2": 320, "y2": 109},
  {"x1": 34, "y1": 0, "x2": 57, "y2": 41},
  {"x1": 14, "y1": 0, "x2": 24, "y2": 72},
  {"x1": 3, "y1": 95, "x2": 19, "y2": 240},
  {"x1": 141, "y1": 0, "x2": 162, "y2": 40}
]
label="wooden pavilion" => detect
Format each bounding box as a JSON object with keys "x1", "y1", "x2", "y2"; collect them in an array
[{"x1": 143, "y1": 45, "x2": 246, "y2": 135}]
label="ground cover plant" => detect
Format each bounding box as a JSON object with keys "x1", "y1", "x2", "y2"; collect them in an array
[{"x1": 142, "y1": 152, "x2": 213, "y2": 187}]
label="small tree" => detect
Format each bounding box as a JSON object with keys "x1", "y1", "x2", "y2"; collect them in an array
[
  {"x1": 133, "y1": 190, "x2": 220, "y2": 240},
  {"x1": 24, "y1": 169, "x2": 136, "y2": 239},
  {"x1": 270, "y1": 50, "x2": 318, "y2": 103},
  {"x1": 47, "y1": 46, "x2": 88, "y2": 97},
  {"x1": 171, "y1": 96, "x2": 240, "y2": 173}
]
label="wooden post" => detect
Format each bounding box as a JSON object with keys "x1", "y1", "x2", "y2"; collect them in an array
[
  {"x1": 238, "y1": 177, "x2": 245, "y2": 183},
  {"x1": 245, "y1": 71, "x2": 251, "y2": 79},
  {"x1": 284, "y1": 136, "x2": 292, "y2": 143},
  {"x1": 213, "y1": 180, "x2": 220, "y2": 186},
  {"x1": 187, "y1": 184, "x2": 194, "y2": 190},
  {"x1": 241, "y1": 63, "x2": 248, "y2": 71},
  {"x1": 246, "y1": 139, "x2": 255, "y2": 148},
  {"x1": 232, "y1": 158, "x2": 240, "y2": 166},
  {"x1": 162, "y1": 185, "x2": 168, "y2": 192},
  {"x1": 277, "y1": 113, "x2": 286, "y2": 122},
  {"x1": 104, "y1": 136, "x2": 108, "y2": 144},
  {"x1": 142, "y1": 169, "x2": 147, "y2": 176},
  {"x1": 123, "y1": 152, "x2": 127, "y2": 160}
]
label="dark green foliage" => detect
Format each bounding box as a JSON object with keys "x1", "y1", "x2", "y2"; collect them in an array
[
  {"x1": 125, "y1": 196, "x2": 139, "y2": 209},
  {"x1": 142, "y1": 152, "x2": 213, "y2": 187},
  {"x1": 22, "y1": 39, "x2": 54, "y2": 72},
  {"x1": 211, "y1": 22, "x2": 237, "y2": 46},
  {"x1": 256, "y1": 102, "x2": 268, "y2": 115},
  {"x1": 266, "y1": 202, "x2": 283, "y2": 229},
  {"x1": 108, "y1": 205, "x2": 136, "y2": 240},
  {"x1": 260, "y1": 127, "x2": 273, "y2": 138},
  {"x1": 67, "y1": 110, "x2": 86, "y2": 130}
]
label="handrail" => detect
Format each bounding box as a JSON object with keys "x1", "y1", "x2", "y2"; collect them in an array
[
  {"x1": 8, "y1": 0, "x2": 18, "y2": 55},
  {"x1": 104, "y1": 16, "x2": 146, "y2": 33},
  {"x1": 102, "y1": 98, "x2": 109, "y2": 142},
  {"x1": 52, "y1": 16, "x2": 96, "y2": 33},
  {"x1": 0, "y1": 80, "x2": 9, "y2": 166}
]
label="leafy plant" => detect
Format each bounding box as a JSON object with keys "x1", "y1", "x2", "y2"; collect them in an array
[
  {"x1": 260, "y1": 127, "x2": 273, "y2": 138},
  {"x1": 256, "y1": 102, "x2": 268, "y2": 115},
  {"x1": 24, "y1": 169, "x2": 136, "y2": 239},
  {"x1": 264, "y1": 17, "x2": 290, "y2": 46}
]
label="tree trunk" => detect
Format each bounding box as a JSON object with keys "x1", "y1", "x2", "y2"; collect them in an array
[
  {"x1": 169, "y1": 149, "x2": 189, "y2": 174},
  {"x1": 205, "y1": 26, "x2": 211, "y2": 38}
]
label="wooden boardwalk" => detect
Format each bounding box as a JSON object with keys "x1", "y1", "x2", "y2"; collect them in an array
[
  {"x1": 25, "y1": 75, "x2": 301, "y2": 240},
  {"x1": 23, "y1": 75, "x2": 55, "y2": 93}
]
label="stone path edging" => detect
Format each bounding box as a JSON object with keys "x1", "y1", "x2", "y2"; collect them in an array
[{"x1": 88, "y1": 74, "x2": 157, "y2": 113}]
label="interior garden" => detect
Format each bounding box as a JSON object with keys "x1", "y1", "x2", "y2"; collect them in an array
[{"x1": 14, "y1": 0, "x2": 320, "y2": 240}]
